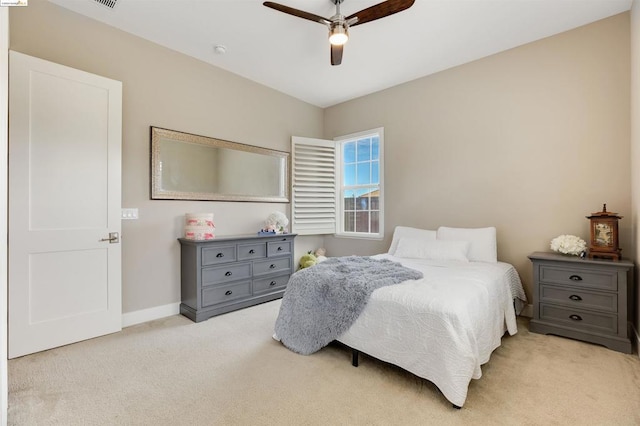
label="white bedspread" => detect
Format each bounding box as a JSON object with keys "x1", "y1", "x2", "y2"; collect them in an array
[{"x1": 337, "y1": 255, "x2": 527, "y2": 407}]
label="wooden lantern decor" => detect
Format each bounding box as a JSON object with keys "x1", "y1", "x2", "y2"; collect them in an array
[{"x1": 586, "y1": 204, "x2": 622, "y2": 260}]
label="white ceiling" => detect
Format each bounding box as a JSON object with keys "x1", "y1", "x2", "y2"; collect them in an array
[{"x1": 49, "y1": 0, "x2": 632, "y2": 108}]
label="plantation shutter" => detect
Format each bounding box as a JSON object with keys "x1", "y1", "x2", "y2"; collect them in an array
[{"x1": 291, "y1": 137, "x2": 336, "y2": 235}]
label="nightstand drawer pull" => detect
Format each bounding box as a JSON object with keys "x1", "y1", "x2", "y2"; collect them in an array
[
  {"x1": 216, "y1": 253, "x2": 224, "y2": 258},
  {"x1": 270, "y1": 281, "x2": 276, "y2": 286},
  {"x1": 569, "y1": 314, "x2": 582, "y2": 321},
  {"x1": 225, "y1": 271, "x2": 232, "y2": 276},
  {"x1": 225, "y1": 290, "x2": 233, "y2": 296},
  {"x1": 277, "y1": 247, "x2": 283, "y2": 251},
  {"x1": 270, "y1": 264, "x2": 276, "y2": 269},
  {"x1": 569, "y1": 295, "x2": 583, "y2": 301},
  {"x1": 569, "y1": 275, "x2": 582, "y2": 281},
  {"x1": 249, "y1": 249, "x2": 255, "y2": 254}
]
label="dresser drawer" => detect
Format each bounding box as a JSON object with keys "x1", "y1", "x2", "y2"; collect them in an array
[
  {"x1": 202, "y1": 262, "x2": 251, "y2": 285},
  {"x1": 253, "y1": 274, "x2": 290, "y2": 295},
  {"x1": 237, "y1": 242, "x2": 267, "y2": 261},
  {"x1": 539, "y1": 303, "x2": 617, "y2": 334},
  {"x1": 267, "y1": 240, "x2": 292, "y2": 257},
  {"x1": 539, "y1": 265, "x2": 617, "y2": 291},
  {"x1": 202, "y1": 280, "x2": 252, "y2": 307},
  {"x1": 202, "y1": 245, "x2": 237, "y2": 265},
  {"x1": 253, "y1": 257, "x2": 291, "y2": 276},
  {"x1": 540, "y1": 284, "x2": 617, "y2": 313}
]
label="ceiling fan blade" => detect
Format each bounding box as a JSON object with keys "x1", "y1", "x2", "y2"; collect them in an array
[
  {"x1": 346, "y1": 0, "x2": 415, "y2": 27},
  {"x1": 263, "y1": 2, "x2": 331, "y2": 26},
  {"x1": 331, "y1": 44, "x2": 343, "y2": 66}
]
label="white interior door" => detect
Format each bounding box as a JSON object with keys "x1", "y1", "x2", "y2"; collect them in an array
[{"x1": 8, "y1": 51, "x2": 122, "y2": 358}]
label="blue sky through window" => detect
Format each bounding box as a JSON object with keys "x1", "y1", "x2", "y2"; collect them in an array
[{"x1": 343, "y1": 136, "x2": 379, "y2": 197}]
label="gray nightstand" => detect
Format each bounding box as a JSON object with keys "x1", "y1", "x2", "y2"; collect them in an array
[{"x1": 528, "y1": 251, "x2": 634, "y2": 353}]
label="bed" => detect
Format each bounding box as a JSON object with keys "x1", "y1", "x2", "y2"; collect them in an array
[{"x1": 274, "y1": 226, "x2": 527, "y2": 408}]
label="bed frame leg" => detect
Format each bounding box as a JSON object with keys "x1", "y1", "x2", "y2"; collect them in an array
[
  {"x1": 351, "y1": 349, "x2": 359, "y2": 367},
  {"x1": 452, "y1": 404, "x2": 462, "y2": 410}
]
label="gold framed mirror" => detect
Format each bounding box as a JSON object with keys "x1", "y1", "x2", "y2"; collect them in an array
[{"x1": 150, "y1": 127, "x2": 290, "y2": 202}]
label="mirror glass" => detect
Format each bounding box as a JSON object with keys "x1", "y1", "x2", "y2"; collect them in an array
[{"x1": 151, "y1": 127, "x2": 290, "y2": 202}]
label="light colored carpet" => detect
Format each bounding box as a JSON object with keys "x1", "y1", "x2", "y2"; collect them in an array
[{"x1": 8, "y1": 300, "x2": 640, "y2": 425}]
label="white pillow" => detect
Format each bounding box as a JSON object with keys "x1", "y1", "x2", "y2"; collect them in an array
[
  {"x1": 395, "y1": 238, "x2": 470, "y2": 262},
  {"x1": 436, "y1": 226, "x2": 497, "y2": 263},
  {"x1": 388, "y1": 226, "x2": 436, "y2": 255}
]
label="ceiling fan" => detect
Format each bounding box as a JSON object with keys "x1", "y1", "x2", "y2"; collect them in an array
[{"x1": 263, "y1": 0, "x2": 415, "y2": 66}]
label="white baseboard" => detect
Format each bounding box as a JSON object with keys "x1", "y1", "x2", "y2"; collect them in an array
[
  {"x1": 122, "y1": 302, "x2": 181, "y2": 328},
  {"x1": 520, "y1": 304, "x2": 533, "y2": 318}
]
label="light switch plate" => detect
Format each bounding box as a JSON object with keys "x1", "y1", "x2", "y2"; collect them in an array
[{"x1": 121, "y1": 208, "x2": 139, "y2": 220}]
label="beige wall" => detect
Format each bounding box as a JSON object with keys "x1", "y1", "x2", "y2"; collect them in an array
[
  {"x1": 631, "y1": 1, "x2": 640, "y2": 347},
  {"x1": 323, "y1": 13, "x2": 631, "y2": 303},
  {"x1": 9, "y1": 0, "x2": 324, "y2": 313}
]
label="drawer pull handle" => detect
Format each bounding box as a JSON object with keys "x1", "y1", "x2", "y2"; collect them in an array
[
  {"x1": 216, "y1": 253, "x2": 224, "y2": 258},
  {"x1": 225, "y1": 271, "x2": 232, "y2": 276},
  {"x1": 569, "y1": 275, "x2": 582, "y2": 281},
  {"x1": 569, "y1": 295, "x2": 583, "y2": 301},
  {"x1": 569, "y1": 314, "x2": 582, "y2": 321},
  {"x1": 277, "y1": 247, "x2": 283, "y2": 251},
  {"x1": 269, "y1": 264, "x2": 276, "y2": 269},
  {"x1": 225, "y1": 290, "x2": 233, "y2": 296},
  {"x1": 269, "y1": 281, "x2": 276, "y2": 286},
  {"x1": 249, "y1": 249, "x2": 255, "y2": 254}
]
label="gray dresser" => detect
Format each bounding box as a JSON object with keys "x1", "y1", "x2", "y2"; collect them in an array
[
  {"x1": 528, "y1": 251, "x2": 634, "y2": 353},
  {"x1": 179, "y1": 233, "x2": 296, "y2": 322}
]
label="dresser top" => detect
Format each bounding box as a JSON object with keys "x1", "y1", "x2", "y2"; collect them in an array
[
  {"x1": 528, "y1": 251, "x2": 634, "y2": 268},
  {"x1": 178, "y1": 233, "x2": 296, "y2": 245}
]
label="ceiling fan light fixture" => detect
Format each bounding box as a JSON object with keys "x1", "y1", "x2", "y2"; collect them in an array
[
  {"x1": 329, "y1": 24, "x2": 348, "y2": 46},
  {"x1": 264, "y1": 0, "x2": 416, "y2": 65}
]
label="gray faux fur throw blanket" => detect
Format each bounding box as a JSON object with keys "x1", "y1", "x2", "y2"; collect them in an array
[{"x1": 274, "y1": 256, "x2": 423, "y2": 355}]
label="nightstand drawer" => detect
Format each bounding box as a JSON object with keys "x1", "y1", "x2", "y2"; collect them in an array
[
  {"x1": 539, "y1": 265, "x2": 617, "y2": 291},
  {"x1": 539, "y1": 303, "x2": 617, "y2": 334},
  {"x1": 202, "y1": 263, "x2": 252, "y2": 285},
  {"x1": 202, "y1": 280, "x2": 252, "y2": 307},
  {"x1": 540, "y1": 284, "x2": 617, "y2": 313}
]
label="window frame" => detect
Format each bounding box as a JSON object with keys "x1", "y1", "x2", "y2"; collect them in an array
[{"x1": 334, "y1": 128, "x2": 384, "y2": 240}]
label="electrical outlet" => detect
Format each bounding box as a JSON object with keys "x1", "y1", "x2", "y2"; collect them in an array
[{"x1": 121, "y1": 208, "x2": 139, "y2": 220}]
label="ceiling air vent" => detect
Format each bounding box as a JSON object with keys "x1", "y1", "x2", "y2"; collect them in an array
[{"x1": 92, "y1": 0, "x2": 119, "y2": 9}]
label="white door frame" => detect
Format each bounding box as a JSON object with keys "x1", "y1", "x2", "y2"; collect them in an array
[{"x1": 1, "y1": 8, "x2": 9, "y2": 426}]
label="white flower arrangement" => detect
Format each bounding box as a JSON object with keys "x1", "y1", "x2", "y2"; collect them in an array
[
  {"x1": 264, "y1": 211, "x2": 289, "y2": 234},
  {"x1": 550, "y1": 234, "x2": 587, "y2": 256}
]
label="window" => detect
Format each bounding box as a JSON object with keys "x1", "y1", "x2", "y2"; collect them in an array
[
  {"x1": 291, "y1": 128, "x2": 384, "y2": 239},
  {"x1": 336, "y1": 130, "x2": 383, "y2": 238}
]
